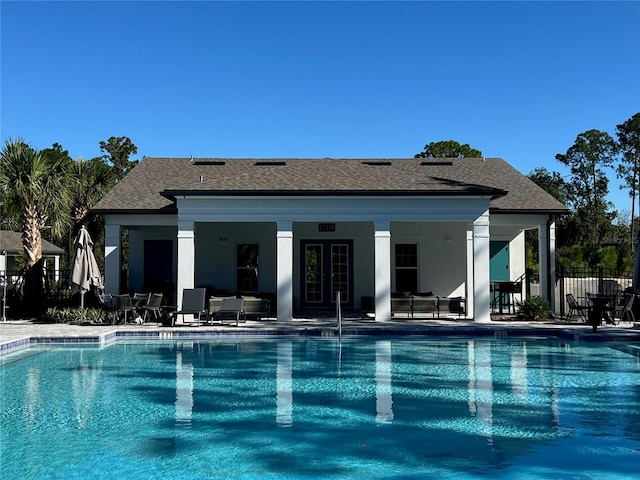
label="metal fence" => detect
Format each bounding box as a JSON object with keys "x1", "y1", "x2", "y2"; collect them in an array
[
  {"x1": 502, "y1": 266, "x2": 633, "y2": 319},
  {"x1": 1, "y1": 268, "x2": 76, "y2": 317},
  {"x1": 555, "y1": 266, "x2": 633, "y2": 318}
]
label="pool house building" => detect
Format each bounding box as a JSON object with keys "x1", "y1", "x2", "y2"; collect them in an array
[{"x1": 93, "y1": 157, "x2": 568, "y2": 322}]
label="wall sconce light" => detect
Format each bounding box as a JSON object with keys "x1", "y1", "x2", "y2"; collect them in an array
[
  {"x1": 444, "y1": 236, "x2": 453, "y2": 242},
  {"x1": 219, "y1": 237, "x2": 228, "y2": 242}
]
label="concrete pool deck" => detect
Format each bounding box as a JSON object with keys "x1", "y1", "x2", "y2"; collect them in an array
[{"x1": 2, "y1": 316, "x2": 640, "y2": 355}]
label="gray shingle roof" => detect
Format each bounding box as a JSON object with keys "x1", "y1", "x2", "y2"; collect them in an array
[
  {"x1": 92, "y1": 157, "x2": 568, "y2": 214},
  {"x1": 0, "y1": 230, "x2": 65, "y2": 255}
]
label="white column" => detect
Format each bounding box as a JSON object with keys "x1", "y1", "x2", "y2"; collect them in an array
[
  {"x1": 176, "y1": 220, "x2": 195, "y2": 310},
  {"x1": 538, "y1": 221, "x2": 550, "y2": 304},
  {"x1": 374, "y1": 221, "x2": 391, "y2": 322},
  {"x1": 104, "y1": 223, "x2": 121, "y2": 295},
  {"x1": 549, "y1": 220, "x2": 557, "y2": 315},
  {"x1": 277, "y1": 221, "x2": 293, "y2": 321},
  {"x1": 473, "y1": 211, "x2": 491, "y2": 322},
  {"x1": 466, "y1": 229, "x2": 474, "y2": 318}
]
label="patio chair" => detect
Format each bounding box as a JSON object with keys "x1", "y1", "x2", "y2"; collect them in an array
[
  {"x1": 98, "y1": 293, "x2": 117, "y2": 325},
  {"x1": 566, "y1": 293, "x2": 587, "y2": 323},
  {"x1": 614, "y1": 293, "x2": 636, "y2": 324},
  {"x1": 143, "y1": 293, "x2": 163, "y2": 324},
  {"x1": 171, "y1": 288, "x2": 207, "y2": 326},
  {"x1": 112, "y1": 294, "x2": 136, "y2": 325},
  {"x1": 211, "y1": 298, "x2": 246, "y2": 326}
]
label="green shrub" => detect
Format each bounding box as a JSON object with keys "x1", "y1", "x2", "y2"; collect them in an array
[
  {"x1": 40, "y1": 307, "x2": 105, "y2": 324},
  {"x1": 517, "y1": 296, "x2": 552, "y2": 321}
]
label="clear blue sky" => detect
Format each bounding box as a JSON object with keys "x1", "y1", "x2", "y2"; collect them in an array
[{"x1": 2, "y1": 1, "x2": 639, "y2": 210}]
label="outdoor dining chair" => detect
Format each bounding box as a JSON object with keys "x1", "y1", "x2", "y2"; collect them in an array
[
  {"x1": 98, "y1": 293, "x2": 117, "y2": 325},
  {"x1": 143, "y1": 293, "x2": 163, "y2": 324},
  {"x1": 614, "y1": 293, "x2": 636, "y2": 324},
  {"x1": 112, "y1": 294, "x2": 136, "y2": 324},
  {"x1": 566, "y1": 293, "x2": 588, "y2": 322}
]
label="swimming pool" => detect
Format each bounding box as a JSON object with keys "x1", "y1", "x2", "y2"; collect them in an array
[{"x1": 1, "y1": 337, "x2": 639, "y2": 479}]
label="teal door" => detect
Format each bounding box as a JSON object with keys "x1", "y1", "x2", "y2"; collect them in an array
[
  {"x1": 490, "y1": 241, "x2": 510, "y2": 281},
  {"x1": 490, "y1": 241, "x2": 511, "y2": 311}
]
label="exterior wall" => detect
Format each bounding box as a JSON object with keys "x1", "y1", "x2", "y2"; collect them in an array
[
  {"x1": 392, "y1": 222, "x2": 469, "y2": 297},
  {"x1": 194, "y1": 222, "x2": 276, "y2": 293},
  {"x1": 509, "y1": 232, "x2": 526, "y2": 281}
]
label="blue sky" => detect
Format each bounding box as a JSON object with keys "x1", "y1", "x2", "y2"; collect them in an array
[{"x1": 2, "y1": 1, "x2": 639, "y2": 210}]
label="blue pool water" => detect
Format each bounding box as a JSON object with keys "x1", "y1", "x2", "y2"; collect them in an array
[{"x1": 1, "y1": 337, "x2": 639, "y2": 480}]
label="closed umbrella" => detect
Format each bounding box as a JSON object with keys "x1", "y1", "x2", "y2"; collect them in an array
[{"x1": 70, "y1": 226, "x2": 103, "y2": 308}]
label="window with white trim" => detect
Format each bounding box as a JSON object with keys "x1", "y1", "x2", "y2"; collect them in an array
[
  {"x1": 236, "y1": 243, "x2": 259, "y2": 292},
  {"x1": 395, "y1": 243, "x2": 418, "y2": 293}
]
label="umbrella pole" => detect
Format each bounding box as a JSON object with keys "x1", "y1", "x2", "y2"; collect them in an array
[{"x1": 81, "y1": 291, "x2": 85, "y2": 309}]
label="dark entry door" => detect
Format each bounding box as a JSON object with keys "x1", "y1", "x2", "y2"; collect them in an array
[
  {"x1": 301, "y1": 240, "x2": 353, "y2": 309},
  {"x1": 144, "y1": 240, "x2": 174, "y2": 300}
]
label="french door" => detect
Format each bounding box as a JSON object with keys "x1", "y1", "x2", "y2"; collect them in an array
[{"x1": 300, "y1": 240, "x2": 353, "y2": 309}]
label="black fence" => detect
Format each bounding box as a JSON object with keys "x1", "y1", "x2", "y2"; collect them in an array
[
  {"x1": 1, "y1": 268, "x2": 82, "y2": 318},
  {"x1": 555, "y1": 266, "x2": 633, "y2": 318}
]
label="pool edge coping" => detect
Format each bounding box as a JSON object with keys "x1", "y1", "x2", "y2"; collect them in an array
[{"x1": 2, "y1": 323, "x2": 640, "y2": 356}]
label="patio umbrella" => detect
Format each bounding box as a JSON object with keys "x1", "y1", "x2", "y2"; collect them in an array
[{"x1": 70, "y1": 226, "x2": 103, "y2": 308}]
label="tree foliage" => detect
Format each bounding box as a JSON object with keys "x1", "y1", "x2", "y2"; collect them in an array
[
  {"x1": 527, "y1": 167, "x2": 568, "y2": 204},
  {"x1": 414, "y1": 140, "x2": 482, "y2": 158},
  {"x1": 0, "y1": 139, "x2": 73, "y2": 265},
  {"x1": 555, "y1": 129, "x2": 617, "y2": 211},
  {"x1": 0, "y1": 139, "x2": 74, "y2": 314},
  {"x1": 555, "y1": 129, "x2": 618, "y2": 266},
  {"x1": 99, "y1": 136, "x2": 138, "y2": 181},
  {"x1": 616, "y1": 113, "x2": 640, "y2": 247}
]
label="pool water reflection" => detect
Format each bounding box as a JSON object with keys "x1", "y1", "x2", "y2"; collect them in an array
[{"x1": 1, "y1": 337, "x2": 639, "y2": 479}]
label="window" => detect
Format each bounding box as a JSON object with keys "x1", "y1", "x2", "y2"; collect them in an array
[
  {"x1": 395, "y1": 243, "x2": 418, "y2": 293},
  {"x1": 236, "y1": 243, "x2": 259, "y2": 292}
]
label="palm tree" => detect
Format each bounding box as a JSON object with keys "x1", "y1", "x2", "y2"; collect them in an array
[
  {"x1": 0, "y1": 138, "x2": 72, "y2": 314},
  {"x1": 70, "y1": 156, "x2": 114, "y2": 225}
]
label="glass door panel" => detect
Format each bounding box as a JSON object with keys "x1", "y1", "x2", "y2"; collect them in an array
[{"x1": 301, "y1": 240, "x2": 353, "y2": 308}]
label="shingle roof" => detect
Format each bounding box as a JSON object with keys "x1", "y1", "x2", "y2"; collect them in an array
[
  {"x1": 0, "y1": 230, "x2": 65, "y2": 255},
  {"x1": 92, "y1": 157, "x2": 568, "y2": 214}
]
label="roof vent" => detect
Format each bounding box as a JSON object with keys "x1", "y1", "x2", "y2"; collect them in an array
[
  {"x1": 420, "y1": 161, "x2": 453, "y2": 166},
  {"x1": 193, "y1": 160, "x2": 225, "y2": 166},
  {"x1": 362, "y1": 161, "x2": 392, "y2": 166},
  {"x1": 254, "y1": 161, "x2": 286, "y2": 166}
]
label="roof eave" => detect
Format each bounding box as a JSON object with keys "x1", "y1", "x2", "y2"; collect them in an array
[
  {"x1": 161, "y1": 188, "x2": 508, "y2": 200},
  {"x1": 490, "y1": 207, "x2": 570, "y2": 215}
]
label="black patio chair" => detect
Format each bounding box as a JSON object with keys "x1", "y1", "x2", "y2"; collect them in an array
[
  {"x1": 112, "y1": 294, "x2": 136, "y2": 325},
  {"x1": 614, "y1": 293, "x2": 636, "y2": 324},
  {"x1": 566, "y1": 293, "x2": 588, "y2": 323},
  {"x1": 143, "y1": 293, "x2": 163, "y2": 324},
  {"x1": 98, "y1": 293, "x2": 117, "y2": 325},
  {"x1": 171, "y1": 288, "x2": 207, "y2": 326}
]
